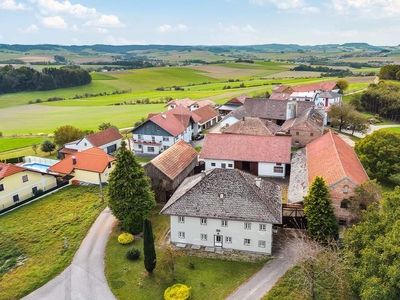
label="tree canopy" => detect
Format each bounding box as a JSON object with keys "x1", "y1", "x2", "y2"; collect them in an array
[
  {"x1": 354, "y1": 130, "x2": 400, "y2": 180},
  {"x1": 107, "y1": 140, "x2": 155, "y2": 221},
  {"x1": 40, "y1": 139, "x2": 56, "y2": 155},
  {"x1": 53, "y1": 125, "x2": 85, "y2": 146},
  {"x1": 336, "y1": 79, "x2": 349, "y2": 92},
  {"x1": 344, "y1": 187, "x2": 400, "y2": 300},
  {"x1": 303, "y1": 176, "x2": 338, "y2": 242},
  {"x1": 327, "y1": 103, "x2": 353, "y2": 131},
  {"x1": 98, "y1": 122, "x2": 117, "y2": 131}
]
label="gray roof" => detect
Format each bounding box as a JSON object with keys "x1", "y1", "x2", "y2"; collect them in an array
[
  {"x1": 160, "y1": 168, "x2": 282, "y2": 224},
  {"x1": 281, "y1": 108, "x2": 324, "y2": 132},
  {"x1": 243, "y1": 98, "x2": 289, "y2": 120},
  {"x1": 318, "y1": 91, "x2": 342, "y2": 99}
]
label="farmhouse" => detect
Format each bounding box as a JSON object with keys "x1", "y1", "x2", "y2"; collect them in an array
[
  {"x1": 291, "y1": 81, "x2": 340, "y2": 93},
  {"x1": 166, "y1": 98, "x2": 216, "y2": 111},
  {"x1": 288, "y1": 131, "x2": 369, "y2": 226},
  {"x1": 49, "y1": 147, "x2": 116, "y2": 185},
  {"x1": 199, "y1": 133, "x2": 291, "y2": 178},
  {"x1": 218, "y1": 94, "x2": 250, "y2": 116},
  {"x1": 131, "y1": 106, "x2": 201, "y2": 155},
  {"x1": 59, "y1": 127, "x2": 122, "y2": 158},
  {"x1": 0, "y1": 163, "x2": 57, "y2": 212},
  {"x1": 160, "y1": 168, "x2": 282, "y2": 254},
  {"x1": 144, "y1": 140, "x2": 198, "y2": 203},
  {"x1": 193, "y1": 105, "x2": 219, "y2": 131},
  {"x1": 222, "y1": 117, "x2": 277, "y2": 136}
]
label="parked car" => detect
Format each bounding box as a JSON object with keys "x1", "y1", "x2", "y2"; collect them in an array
[{"x1": 194, "y1": 134, "x2": 204, "y2": 140}]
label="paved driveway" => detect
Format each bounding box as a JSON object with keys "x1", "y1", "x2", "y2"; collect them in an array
[{"x1": 23, "y1": 207, "x2": 117, "y2": 300}]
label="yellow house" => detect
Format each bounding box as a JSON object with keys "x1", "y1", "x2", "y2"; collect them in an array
[
  {"x1": 48, "y1": 147, "x2": 116, "y2": 185},
  {"x1": 0, "y1": 163, "x2": 57, "y2": 211}
]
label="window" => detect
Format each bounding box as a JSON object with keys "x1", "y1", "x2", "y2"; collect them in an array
[
  {"x1": 178, "y1": 231, "x2": 185, "y2": 239},
  {"x1": 151, "y1": 136, "x2": 156, "y2": 142},
  {"x1": 145, "y1": 125, "x2": 149, "y2": 131},
  {"x1": 343, "y1": 185, "x2": 349, "y2": 194},
  {"x1": 147, "y1": 147, "x2": 155, "y2": 153},
  {"x1": 244, "y1": 222, "x2": 251, "y2": 230},
  {"x1": 163, "y1": 136, "x2": 169, "y2": 142},
  {"x1": 201, "y1": 234, "x2": 207, "y2": 241},
  {"x1": 225, "y1": 236, "x2": 232, "y2": 244},
  {"x1": 32, "y1": 186, "x2": 38, "y2": 195},
  {"x1": 340, "y1": 199, "x2": 349, "y2": 209},
  {"x1": 310, "y1": 132, "x2": 314, "y2": 137},
  {"x1": 296, "y1": 132, "x2": 299, "y2": 136},
  {"x1": 221, "y1": 163, "x2": 226, "y2": 168},
  {"x1": 211, "y1": 163, "x2": 216, "y2": 167},
  {"x1": 107, "y1": 162, "x2": 112, "y2": 169},
  {"x1": 295, "y1": 140, "x2": 299, "y2": 145},
  {"x1": 178, "y1": 216, "x2": 185, "y2": 223},
  {"x1": 84, "y1": 142, "x2": 87, "y2": 146},
  {"x1": 163, "y1": 146, "x2": 169, "y2": 150},
  {"x1": 0, "y1": 184, "x2": 4, "y2": 192},
  {"x1": 259, "y1": 224, "x2": 266, "y2": 231},
  {"x1": 156, "y1": 126, "x2": 160, "y2": 131},
  {"x1": 276, "y1": 163, "x2": 282, "y2": 166},
  {"x1": 221, "y1": 220, "x2": 228, "y2": 227},
  {"x1": 338, "y1": 220, "x2": 347, "y2": 226},
  {"x1": 138, "y1": 145, "x2": 142, "y2": 149},
  {"x1": 13, "y1": 194, "x2": 19, "y2": 203},
  {"x1": 258, "y1": 240, "x2": 266, "y2": 248},
  {"x1": 228, "y1": 164, "x2": 233, "y2": 168},
  {"x1": 244, "y1": 238, "x2": 251, "y2": 246},
  {"x1": 200, "y1": 218, "x2": 207, "y2": 225},
  {"x1": 274, "y1": 166, "x2": 284, "y2": 173},
  {"x1": 22, "y1": 175, "x2": 29, "y2": 183},
  {"x1": 138, "y1": 134, "x2": 142, "y2": 140}
]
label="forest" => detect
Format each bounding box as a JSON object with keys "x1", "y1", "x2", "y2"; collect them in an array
[{"x1": 0, "y1": 65, "x2": 92, "y2": 94}]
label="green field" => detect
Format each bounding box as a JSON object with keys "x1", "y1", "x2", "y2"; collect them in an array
[
  {"x1": 382, "y1": 126, "x2": 400, "y2": 132},
  {"x1": 0, "y1": 137, "x2": 51, "y2": 152},
  {"x1": 0, "y1": 186, "x2": 106, "y2": 300}
]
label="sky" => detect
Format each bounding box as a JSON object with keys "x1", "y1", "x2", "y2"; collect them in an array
[{"x1": 0, "y1": 0, "x2": 399, "y2": 46}]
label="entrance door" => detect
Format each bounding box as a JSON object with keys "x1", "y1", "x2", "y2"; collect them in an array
[{"x1": 214, "y1": 235, "x2": 223, "y2": 247}]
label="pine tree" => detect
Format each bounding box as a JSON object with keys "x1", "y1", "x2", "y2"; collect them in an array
[
  {"x1": 107, "y1": 140, "x2": 155, "y2": 225},
  {"x1": 303, "y1": 176, "x2": 338, "y2": 243},
  {"x1": 143, "y1": 218, "x2": 156, "y2": 274}
]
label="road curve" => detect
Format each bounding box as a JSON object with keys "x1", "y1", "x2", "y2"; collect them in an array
[{"x1": 23, "y1": 207, "x2": 117, "y2": 300}]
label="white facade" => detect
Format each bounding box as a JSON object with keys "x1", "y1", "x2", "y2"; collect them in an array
[
  {"x1": 170, "y1": 215, "x2": 273, "y2": 254},
  {"x1": 204, "y1": 159, "x2": 234, "y2": 171},
  {"x1": 315, "y1": 95, "x2": 342, "y2": 108},
  {"x1": 221, "y1": 115, "x2": 239, "y2": 127},
  {"x1": 63, "y1": 137, "x2": 121, "y2": 154}
]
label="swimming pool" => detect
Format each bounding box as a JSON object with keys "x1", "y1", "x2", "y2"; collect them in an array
[{"x1": 23, "y1": 163, "x2": 51, "y2": 173}]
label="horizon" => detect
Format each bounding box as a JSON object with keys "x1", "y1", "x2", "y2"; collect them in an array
[{"x1": 1, "y1": 0, "x2": 400, "y2": 46}]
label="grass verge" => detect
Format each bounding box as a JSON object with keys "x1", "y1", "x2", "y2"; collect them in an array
[
  {"x1": 105, "y1": 205, "x2": 267, "y2": 300},
  {"x1": 0, "y1": 186, "x2": 106, "y2": 300}
]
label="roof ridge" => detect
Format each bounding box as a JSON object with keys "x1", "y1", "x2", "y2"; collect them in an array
[{"x1": 330, "y1": 132, "x2": 347, "y2": 178}]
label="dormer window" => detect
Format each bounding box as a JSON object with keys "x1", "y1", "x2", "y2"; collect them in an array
[{"x1": 343, "y1": 185, "x2": 349, "y2": 194}]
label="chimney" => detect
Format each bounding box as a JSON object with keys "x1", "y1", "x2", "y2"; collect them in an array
[
  {"x1": 201, "y1": 170, "x2": 206, "y2": 179},
  {"x1": 255, "y1": 177, "x2": 261, "y2": 188},
  {"x1": 72, "y1": 156, "x2": 77, "y2": 165}
]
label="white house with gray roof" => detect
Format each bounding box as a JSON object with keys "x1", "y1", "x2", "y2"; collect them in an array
[{"x1": 160, "y1": 168, "x2": 282, "y2": 254}]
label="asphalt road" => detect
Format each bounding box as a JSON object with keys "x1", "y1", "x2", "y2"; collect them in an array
[{"x1": 22, "y1": 207, "x2": 117, "y2": 300}]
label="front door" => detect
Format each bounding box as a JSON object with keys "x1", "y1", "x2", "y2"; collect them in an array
[{"x1": 214, "y1": 235, "x2": 223, "y2": 247}]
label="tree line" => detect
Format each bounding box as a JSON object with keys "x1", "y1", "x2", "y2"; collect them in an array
[
  {"x1": 0, "y1": 65, "x2": 91, "y2": 94},
  {"x1": 291, "y1": 64, "x2": 354, "y2": 77}
]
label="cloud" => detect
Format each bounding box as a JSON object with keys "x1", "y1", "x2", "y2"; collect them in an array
[
  {"x1": 42, "y1": 15, "x2": 68, "y2": 28},
  {"x1": 250, "y1": 0, "x2": 305, "y2": 10},
  {"x1": 302, "y1": 6, "x2": 319, "y2": 13},
  {"x1": 156, "y1": 24, "x2": 188, "y2": 33},
  {"x1": 242, "y1": 25, "x2": 258, "y2": 33},
  {"x1": 313, "y1": 29, "x2": 358, "y2": 38},
  {"x1": 71, "y1": 38, "x2": 81, "y2": 44},
  {"x1": 18, "y1": 24, "x2": 39, "y2": 33},
  {"x1": 104, "y1": 35, "x2": 145, "y2": 45},
  {"x1": 84, "y1": 14, "x2": 125, "y2": 28},
  {"x1": 34, "y1": 0, "x2": 97, "y2": 18},
  {"x1": 219, "y1": 23, "x2": 259, "y2": 33},
  {"x1": 0, "y1": 0, "x2": 26, "y2": 10},
  {"x1": 329, "y1": 0, "x2": 400, "y2": 18}
]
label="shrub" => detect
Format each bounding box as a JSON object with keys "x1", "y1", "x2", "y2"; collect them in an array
[
  {"x1": 118, "y1": 233, "x2": 134, "y2": 245},
  {"x1": 164, "y1": 284, "x2": 191, "y2": 300},
  {"x1": 126, "y1": 247, "x2": 141, "y2": 260},
  {"x1": 124, "y1": 213, "x2": 143, "y2": 235}
]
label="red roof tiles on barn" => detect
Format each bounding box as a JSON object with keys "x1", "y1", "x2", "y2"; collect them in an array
[{"x1": 84, "y1": 127, "x2": 122, "y2": 147}]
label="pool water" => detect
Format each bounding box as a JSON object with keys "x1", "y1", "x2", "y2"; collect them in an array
[{"x1": 23, "y1": 163, "x2": 51, "y2": 173}]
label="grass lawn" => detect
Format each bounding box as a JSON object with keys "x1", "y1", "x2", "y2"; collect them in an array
[
  {"x1": 0, "y1": 136, "x2": 52, "y2": 153},
  {"x1": 0, "y1": 186, "x2": 106, "y2": 300},
  {"x1": 105, "y1": 205, "x2": 267, "y2": 300},
  {"x1": 382, "y1": 126, "x2": 400, "y2": 133}
]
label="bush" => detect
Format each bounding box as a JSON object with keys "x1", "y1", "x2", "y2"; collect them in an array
[
  {"x1": 118, "y1": 233, "x2": 134, "y2": 245},
  {"x1": 164, "y1": 284, "x2": 191, "y2": 300},
  {"x1": 126, "y1": 247, "x2": 141, "y2": 260},
  {"x1": 124, "y1": 213, "x2": 143, "y2": 235}
]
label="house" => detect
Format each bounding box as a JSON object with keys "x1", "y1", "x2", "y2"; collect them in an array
[
  {"x1": 48, "y1": 148, "x2": 116, "y2": 185},
  {"x1": 272, "y1": 84, "x2": 293, "y2": 94},
  {"x1": 289, "y1": 91, "x2": 319, "y2": 102},
  {"x1": 291, "y1": 82, "x2": 340, "y2": 94},
  {"x1": 315, "y1": 91, "x2": 342, "y2": 108},
  {"x1": 288, "y1": 131, "x2": 369, "y2": 226},
  {"x1": 193, "y1": 105, "x2": 219, "y2": 131},
  {"x1": 0, "y1": 163, "x2": 57, "y2": 211},
  {"x1": 59, "y1": 127, "x2": 122, "y2": 158},
  {"x1": 166, "y1": 98, "x2": 216, "y2": 111},
  {"x1": 160, "y1": 168, "x2": 282, "y2": 254},
  {"x1": 222, "y1": 117, "x2": 277, "y2": 136},
  {"x1": 280, "y1": 108, "x2": 324, "y2": 147},
  {"x1": 144, "y1": 140, "x2": 198, "y2": 203},
  {"x1": 199, "y1": 133, "x2": 291, "y2": 178},
  {"x1": 131, "y1": 106, "x2": 201, "y2": 155},
  {"x1": 218, "y1": 94, "x2": 250, "y2": 116}
]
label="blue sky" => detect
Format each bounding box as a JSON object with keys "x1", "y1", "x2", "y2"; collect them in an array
[{"x1": 0, "y1": 0, "x2": 399, "y2": 46}]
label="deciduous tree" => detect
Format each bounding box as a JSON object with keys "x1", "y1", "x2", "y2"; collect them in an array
[
  {"x1": 98, "y1": 122, "x2": 117, "y2": 131},
  {"x1": 143, "y1": 219, "x2": 156, "y2": 274},
  {"x1": 336, "y1": 79, "x2": 349, "y2": 93},
  {"x1": 303, "y1": 176, "x2": 338, "y2": 242},
  {"x1": 32, "y1": 144, "x2": 38, "y2": 155},
  {"x1": 40, "y1": 139, "x2": 56, "y2": 155},
  {"x1": 327, "y1": 103, "x2": 352, "y2": 131},
  {"x1": 53, "y1": 125, "x2": 84, "y2": 146},
  {"x1": 346, "y1": 111, "x2": 369, "y2": 135}
]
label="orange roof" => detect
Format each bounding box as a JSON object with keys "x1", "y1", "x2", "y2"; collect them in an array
[
  {"x1": 85, "y1": 127, "x2": 122, "y2": 147},
  {"x1": 292, "y1": 82, "x2": 338, "y2": 93},
  {"x1": 194, "y1": 105, "x2": 219, "y2": 124},
  {"x1": 306, "y1": 131, "x2": 368, "y2": 186},
  {"x1": 222, "y1": 117, "x2": 274, "y2": 136},
  {"x1": 49, "y1": 148, "x2": 116, "y2": 175},
  {"x1": 227, "y1": 94, "x2": 250, "y2": 105},
  {"x1": 166, "y1": 98, "x2": 216, "y2": 109},
  {"x1": 0, "y1": 163, "x2": 25, "y2": 180},
  {"x1": 148, "y1": 140, "x2": 198, "y2": 180},
  {"x1": 200, "y1": 133, "x2": 291, "y2": 163}
]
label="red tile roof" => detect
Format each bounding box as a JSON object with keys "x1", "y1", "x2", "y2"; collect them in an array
[
  {"x1": 148, "y1": 140, "x2": 198, "y2": 180},
  {"x1": 85, "y1": 127, "x2": 122, "y2": 147},
  {"x1": 269, "y1": 92, "x2": 291, "y2": 101},
  {"x1": 194, "y1": 105, "x2": 219, "y2": 124},
  {"x1": 306, "y1": 131, "x2": 368, "y2": 186},
  {"x1": 226, "y1": 94, "x2": 250, "y2": 105},
  {"x1": 222, "y1": 117, "x2": 274, "y2": 136},
  {"x1": 166, "y1": 98, "x2": 216, "y2": 109},
  {"x1": 199, "y1": 133, "x2": 291, "y2": 163},
  {"x1": 272, "y1": 85, "x2": 293, "y2": 93},
  {"x1": 0, "y1": 163, "x2": 25, "y2": 180},
  {"x1": 292, "y1": 82, "x2": 339, "y2": 93},
  {"x1": 49, "y1": 148, "x2": 116, "y2": 175}
]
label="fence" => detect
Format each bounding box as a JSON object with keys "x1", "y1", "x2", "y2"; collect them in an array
[{"x1": 23, "y1": 156, "x2": 60, "y2": 165}]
